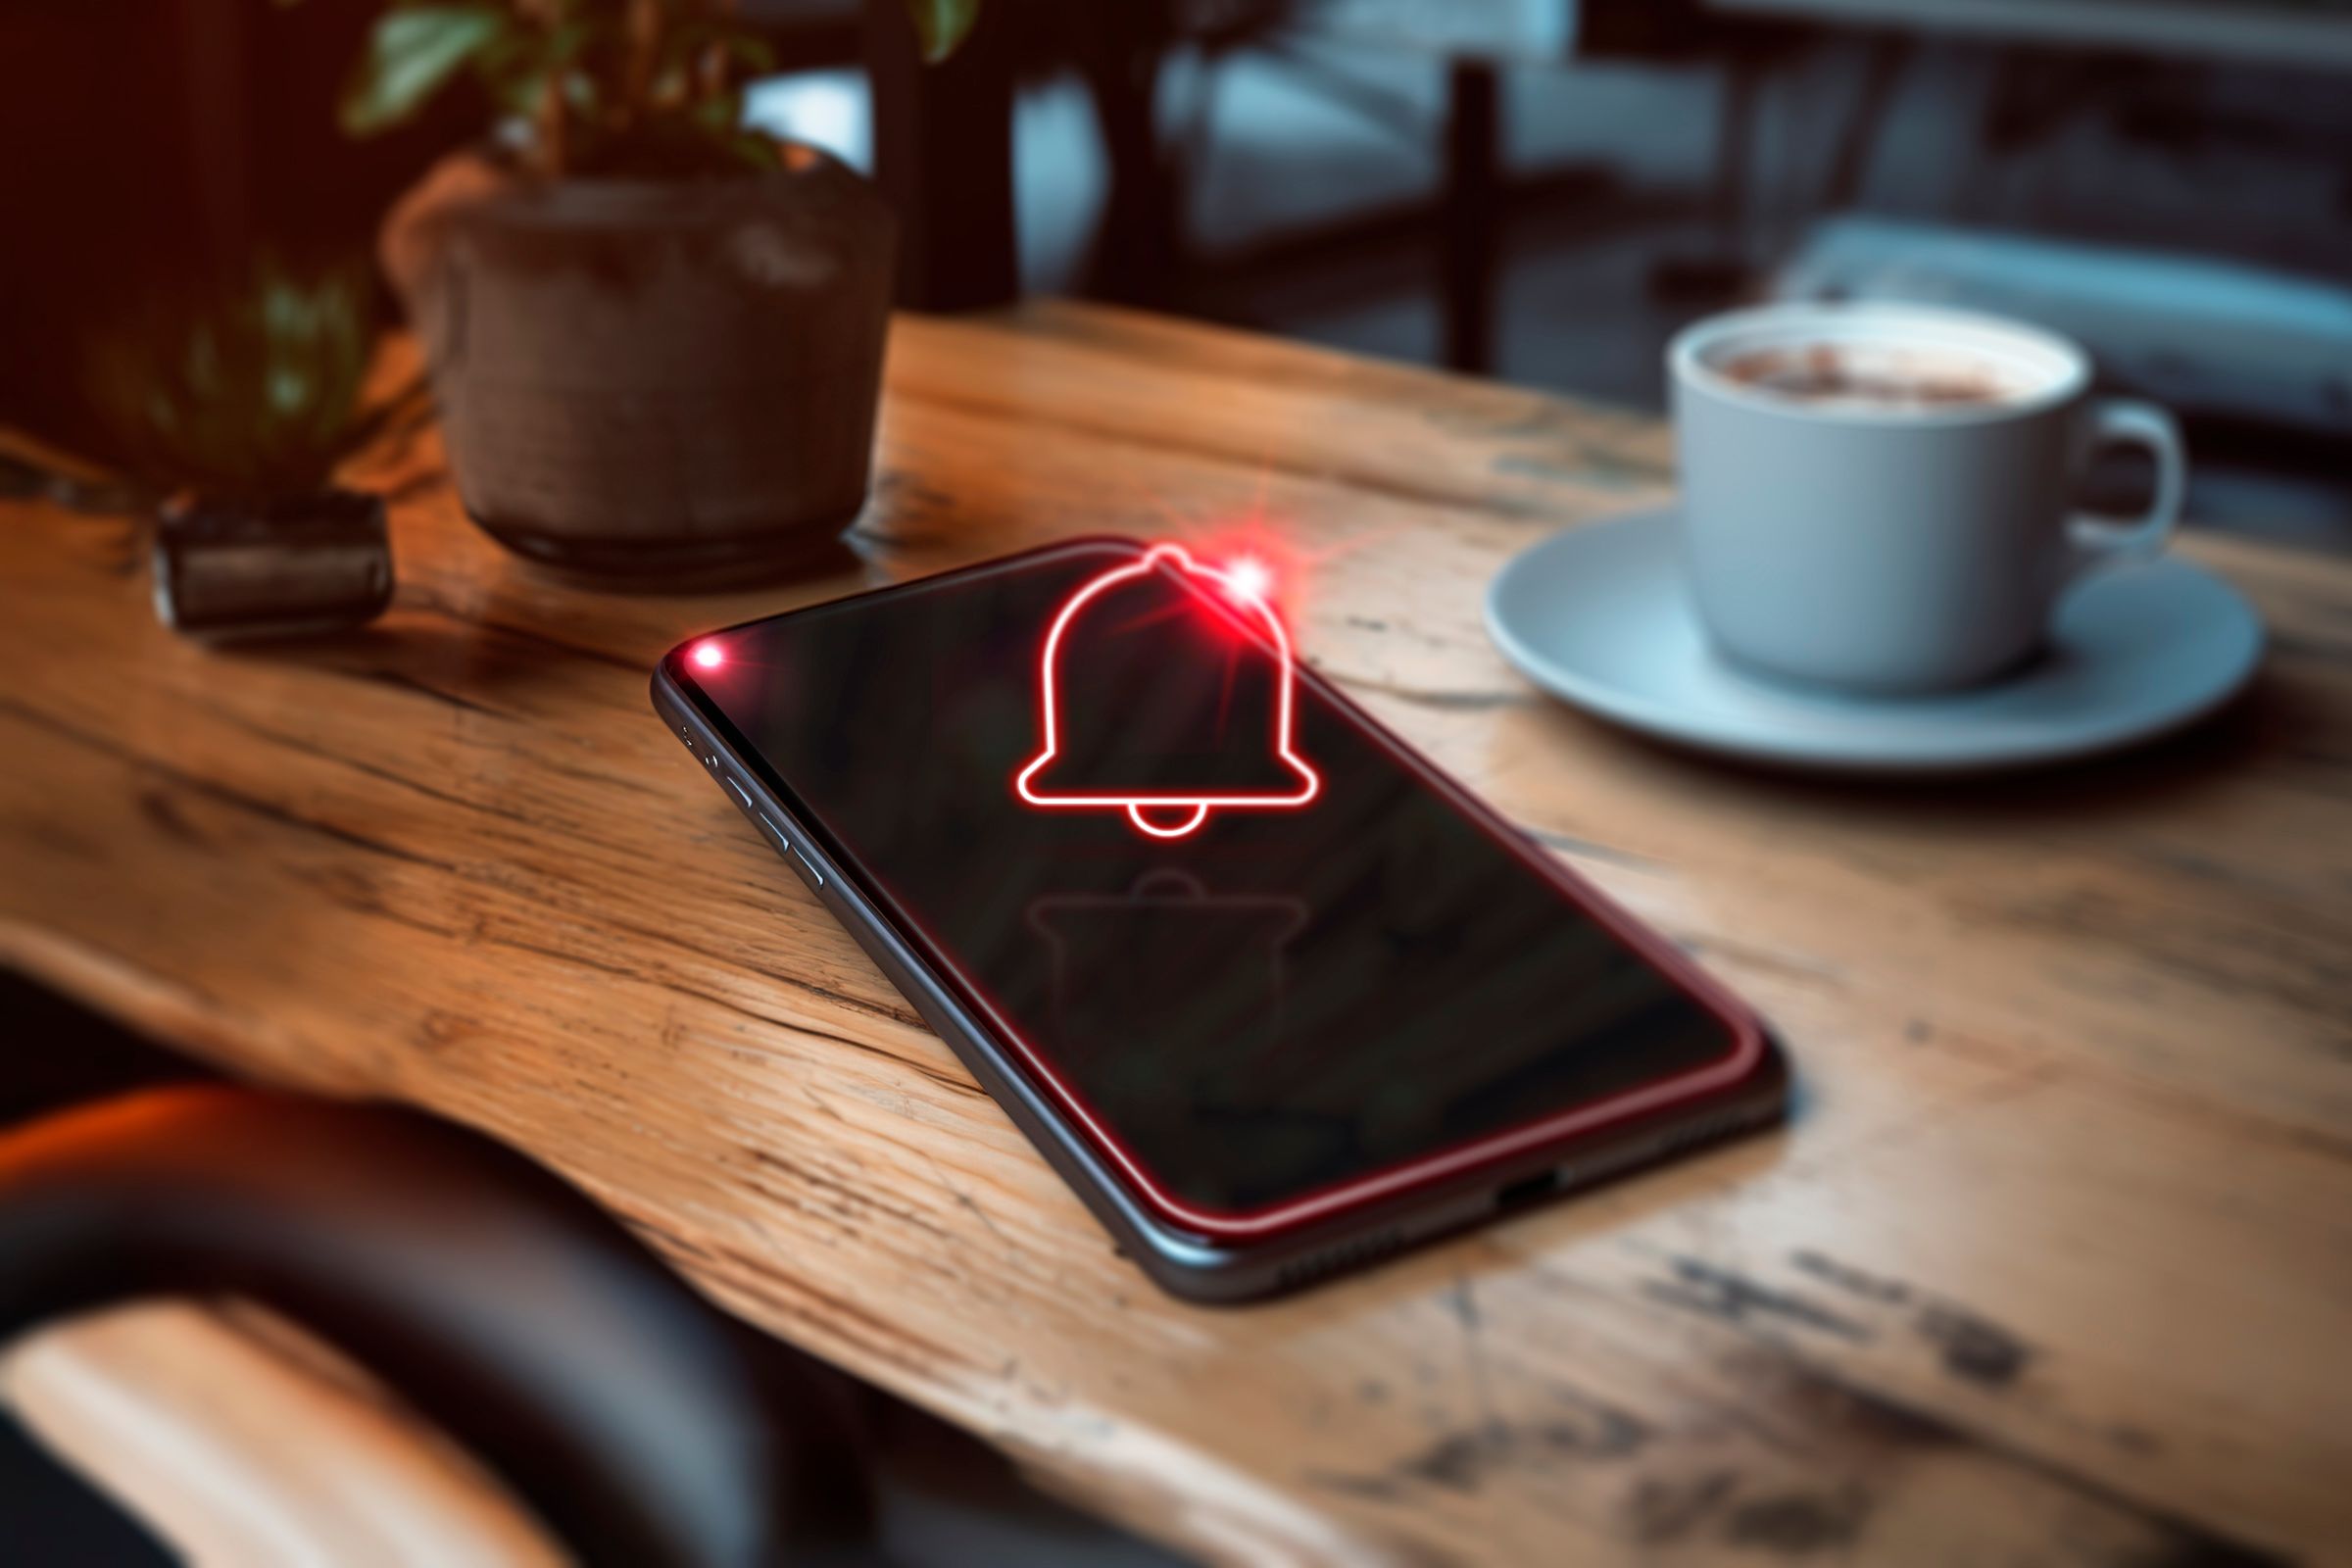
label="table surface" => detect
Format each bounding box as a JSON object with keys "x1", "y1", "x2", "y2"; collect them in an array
[{"x1": 4, "y1": 300, "x2": 2348, "y2": 1566}]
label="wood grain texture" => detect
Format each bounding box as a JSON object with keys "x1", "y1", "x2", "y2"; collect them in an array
[{"x1": 3, "y1": 300, "x2": 2348, "y2": 1566}]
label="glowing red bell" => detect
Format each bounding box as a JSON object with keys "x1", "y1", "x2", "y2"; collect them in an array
[{"x1": 1016, "y1": 543, "x2": 1319, "y2": 838}]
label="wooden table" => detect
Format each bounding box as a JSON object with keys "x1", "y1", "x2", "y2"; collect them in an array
[{"x1": 5, "y1": 302, "x2": 2349, "y2": 1566}]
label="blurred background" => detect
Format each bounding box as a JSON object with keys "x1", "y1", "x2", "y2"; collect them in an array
[{"x1": 6, "y1": 0, "x2": 2350, "y2": 552}]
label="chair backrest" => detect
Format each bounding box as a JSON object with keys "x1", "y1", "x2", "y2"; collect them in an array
[{"x1": 0, "y1": 1087, "x2": 794, "y2": 1568}]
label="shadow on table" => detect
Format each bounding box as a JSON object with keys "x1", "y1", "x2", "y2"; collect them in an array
[{"x1": 1548, "y1": 667, "x2": 2318, "y2": 830}]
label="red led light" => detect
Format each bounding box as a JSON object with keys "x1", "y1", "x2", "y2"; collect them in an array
[
  {"x1": 691, "y1": 642, "x2": 724, "y2": 670},
  {"x1": 1223, "y1": 556, "x2": 1273, "y2": 606}
]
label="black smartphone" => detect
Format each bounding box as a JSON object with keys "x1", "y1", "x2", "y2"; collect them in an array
[{"x1": 654, "y1": 537, "x2": 1784, "y2": 1301}]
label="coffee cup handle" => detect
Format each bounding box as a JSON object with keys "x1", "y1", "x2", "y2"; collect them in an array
[{"x1": 2066, "y1": 398, "x2": 2185, "y2": 582}]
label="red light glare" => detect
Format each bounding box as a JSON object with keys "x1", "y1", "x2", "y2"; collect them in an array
[
  {"x1": 1178, "y1": 514, "x2": 1316, "y2": 628},
  {"x1": 691, "y1": 642, "x2": 724, "y2": 670},
  {"x1": 1223, "y1": 556, "x2": 1273, "y2": 606}
]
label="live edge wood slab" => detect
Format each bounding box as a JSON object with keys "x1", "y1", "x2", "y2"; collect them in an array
[{"x1": 3, "y1": 302, "x2": 2348, "y2": 1566}]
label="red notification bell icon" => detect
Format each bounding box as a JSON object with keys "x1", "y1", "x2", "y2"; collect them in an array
[{"x1": 1016, "y1": 543, "x2": 1320, "y2": 838}]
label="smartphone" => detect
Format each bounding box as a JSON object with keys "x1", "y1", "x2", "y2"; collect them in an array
[{"x1": 654, "y1": 537, "x2": 1784, "y2": 1302}]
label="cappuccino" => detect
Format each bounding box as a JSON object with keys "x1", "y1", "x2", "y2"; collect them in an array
[
  {"x1": 1670, "y1": 302, "x2": 2184, "y2": 691},
  {"x1": 1714, "y1": 341, "x2": 2025, "y2": 412}
]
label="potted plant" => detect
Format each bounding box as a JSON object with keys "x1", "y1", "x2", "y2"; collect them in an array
[
  {"x1": 88, "y1": 259, "x2": 406, "y2": 639},
  {"x1": 345, "y1": 0, "x2": 979, "y2": 584}
]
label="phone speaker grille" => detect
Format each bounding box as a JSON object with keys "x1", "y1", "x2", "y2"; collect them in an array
[
  {"x1": 1274, "y1": 1228, "x2": 1404, "y2": 1292},
  {"x1": 1264, "y1": 1105, "x2": 1775, "y2": 1294},
  {"x1": 1666, "y1": 1104, "x2": 1775, "y2": 1153}
]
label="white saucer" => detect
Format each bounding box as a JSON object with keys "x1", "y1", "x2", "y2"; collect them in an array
[{"x1": 1485, "y1": 507, "x2": 2264, "y2": 775}]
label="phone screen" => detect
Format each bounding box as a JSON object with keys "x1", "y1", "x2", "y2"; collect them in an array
[{"x1": 681, "y1": 539, "x2": 1761, "y2": 1235}]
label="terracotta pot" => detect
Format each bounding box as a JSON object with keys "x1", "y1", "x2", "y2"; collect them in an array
[{"x1": 385, "y1": 145, "x2": 895, "y2": 584}]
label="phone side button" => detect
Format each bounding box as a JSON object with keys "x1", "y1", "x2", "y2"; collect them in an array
[{"x1": 755, "y1": 811, "x2": 825, "y2": 889}]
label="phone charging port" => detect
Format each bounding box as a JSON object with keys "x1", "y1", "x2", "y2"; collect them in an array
[{"x1": 1493, "y1": 1167, "x2": 1564, "y2": 1213}]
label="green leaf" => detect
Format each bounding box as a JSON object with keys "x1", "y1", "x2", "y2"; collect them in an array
[
  {"x1": 904, "y1": 0, "x2": 982, "y2": 63},
  {"x1": 340, "y1": 4, "x2": 510, "y2": 137},
  {"x1": 473, "y1": 17, "x2": 583, "y2": 122},
  {"x1": 85, "y1": 257, "x2": 378, "y2": 497},
  {"x1": 723, "y1": 35, "x2": 779, "y2": 76}
]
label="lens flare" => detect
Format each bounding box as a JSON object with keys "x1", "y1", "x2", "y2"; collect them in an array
[
  {"x1": 1224, "y1": 556, "x2": 1274, "y2": 606},
  {"x1": 691, "y1": 642, "x2": 724, "y2": 670}
]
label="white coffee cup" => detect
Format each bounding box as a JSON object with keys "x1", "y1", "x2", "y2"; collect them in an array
[{"x1": 1668, "y1": 303, "x2": 2185, "y2": 693}]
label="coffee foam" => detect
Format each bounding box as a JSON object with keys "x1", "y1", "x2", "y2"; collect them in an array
[{"x1": 1704, "y1": 332, "x2": 2059, "y2": 415}]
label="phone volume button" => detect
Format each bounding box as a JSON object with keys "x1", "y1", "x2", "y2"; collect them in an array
[
  {"x1": 723, "y1": 772, "x2": 822, "y2": 891},
  {"x1": 757, "y1": 812, "x2": 825, "y2": 889}
]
